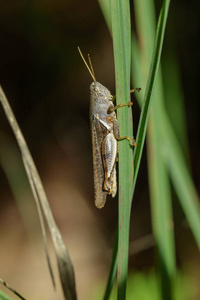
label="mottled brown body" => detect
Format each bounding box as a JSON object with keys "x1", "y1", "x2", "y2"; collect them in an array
[
  {"x1": 90, "y1": 82, "x2": 120, "y2": 208},
  {"x1": 78, "y1": 47, "x2": 137, "y2": 209}
]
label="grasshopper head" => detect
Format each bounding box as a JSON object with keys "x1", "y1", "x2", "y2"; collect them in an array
[{"x1": 90, "y1": 81, "x2": 112, "y2": 100}]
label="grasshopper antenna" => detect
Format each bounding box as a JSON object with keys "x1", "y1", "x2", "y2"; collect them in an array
[
  {"x1": 78, "y1": 47, "x2": 96, "y2": 83},
  {"x1": 87, "y1": 54, "x2": 96, "y2": 82}
]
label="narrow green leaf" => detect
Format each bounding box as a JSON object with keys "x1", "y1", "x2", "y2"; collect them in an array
[
  {"x1": 98, "y1": 0, "x2": 112, "y2": 33},
  {"x1": 111, "y1": 0, "x2": 133, "y2": 299},
  {"x1": 133, "y1": 1, "x2": 175, "y2": 298},
  {"x1": 161, "y1": 113, "x2": 200, "y2": 248},
  {"x1": 132, "y1": 0, "x2": 171, "y2": 195},
  {"x1": 147, "y1": 105, "x2": 175, "y2": 300}
]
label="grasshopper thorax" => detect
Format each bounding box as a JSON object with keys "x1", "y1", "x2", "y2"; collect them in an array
[{"x1": 90, "y1": 81, "x2": 114, "y2": 117}]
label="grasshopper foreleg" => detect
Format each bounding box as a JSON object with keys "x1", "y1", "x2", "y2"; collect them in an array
[
  {"x1": 113, "y1": 101, "x2": 133, "y2": 111},
  {"x1": 111, "y1": 87, "x2": 141, "y2": 103}
]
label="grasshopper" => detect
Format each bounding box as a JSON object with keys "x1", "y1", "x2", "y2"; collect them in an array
[{"x1": 78, "y1": 47, "x2": 139, "y2": 208}]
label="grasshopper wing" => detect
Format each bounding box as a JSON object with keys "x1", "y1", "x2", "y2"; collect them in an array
[{"x1": 91, "y1": 115, "x2": 107, "y2": 208}]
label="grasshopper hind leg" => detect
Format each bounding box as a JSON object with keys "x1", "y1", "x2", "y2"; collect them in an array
[
  {"x1": 91, "y1": 117, "x2": 107, "y2": 209},
  {"x1": 102, "y1": 132, "x2": 118, "y2": 197}
]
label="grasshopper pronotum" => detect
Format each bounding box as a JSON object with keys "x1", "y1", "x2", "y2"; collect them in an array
[{"x1": 78, "y1": 47, "x2": 139, "y2": 208}]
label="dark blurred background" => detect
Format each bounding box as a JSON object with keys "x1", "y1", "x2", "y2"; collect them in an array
[{"x1": 0, "y1": 0, "x2": 200, "y2": 299}]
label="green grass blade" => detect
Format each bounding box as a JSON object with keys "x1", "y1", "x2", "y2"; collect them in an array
[
  {"x1": 161, "y1": 113, "x2": 200, "y2": 248},
  {"x1": 98, "y1": 0, "x2": 111, "y2": 33},
  {"x1": 132, "y1": 0, "x2": 171, "y2": 193},
  {"x1": 133, "y1": 1, "x2": 175, "y2": 298},
  {"x1": 133, "y1": 0, "x2": 200, "y2": 282},
  {"x1": 111, "y1": 0, "x2": 133, "y2": 299},
  {"x1": 147, "y1": 101, "x2": 175, "y2": 300},
  {"x1": 99, "y1": 0, "x2": 133, "y2": 297}
]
